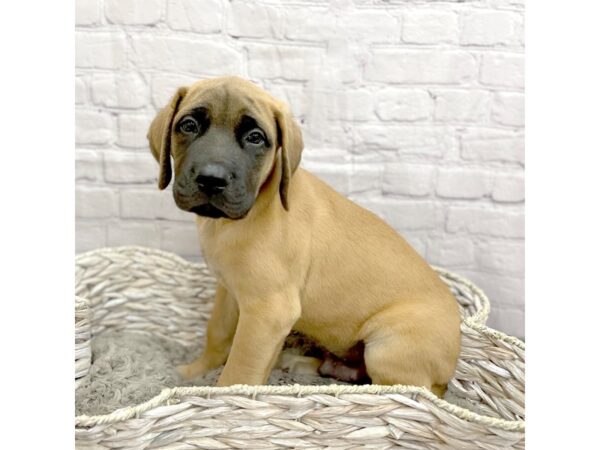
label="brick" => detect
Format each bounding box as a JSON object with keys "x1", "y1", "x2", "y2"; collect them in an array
[
  {"x1": 76, "y1": 187, "x2": 119, "y2": 218},
  {"x1": 324, "y1": 42, "x2": 362, "y2": 83},
  {"x1": 339, "y1": 11, "x2": 399, "y2": 44},
  {"x1": 161, "y1": 224, "x2": 201, "y2": 256},
  {"x1": 446, "y1": 207, "x2": 524, "y2": 238},
  {"x1": 492, "y1": 173, "x2": 525, "y2": 202},
  {"x1": 402, "y1": 233, "x2": 427, "y2": 258},
  {"x1": 461, "y1": 11, "x2": 518, "y2": 46},
  {"x1": 131, "y1": 35, "x2": 243, "y2": 76},
  {"x1": 294, "y1": 98, "x2": 324, "y2": 144},
  {"x1": 284, "y1": 8, "x2": 333, "y2": 42},
  {"x1": 75, "y1": 77, "x2": 87, "y2": 105},
  {"x1": 75, "y1": 109, "x2": 113, "y2": 145},
  {"x1": 75, "y1": 31, "x2": 127, "y2": 69},
  {"x1": 492, "y1": 92, "x2": 524, "y2": 127},
  {"x1": 488, "y1": 0, "x2": 525, "y2": 8},
  {"x1": 91, "y1": 73, "x2": 149, "y2": 109},
  {"x1": 350, "y1": 198, "x2": 387, "y2": 222},
  {"x1": 76, "y1": 221, "x2": 106, "y2": 253},
  {"x1": 120, "y1": 189, "x2": 191, "y2": 221},
  {"x1": 325, "y1": 90, "x2": 374, "y2": 122},
  {"x1": 301, "y1": 147, "x2": 350, "y2": 166},
  {"x1": 375, "y1": 89, "x2": 431, "y2": 122},
  {"x1": 382, "y1": 164, "x2": 435, "y2": 197},
  {"x1": 512, "y1": 15, "x2": 525, "y2": 47},
  {"x1": 76, "y1": 0, "x2": 100, "y2": 26},
  {"x1": 303, "y1": 124, "x2": 353, "y2": 156},
  {"x1": 247, "y1": 45, "x2": 322, "y2": 81},
  {"x1": 117, "y1": 114, "x2": 153, "y2": 149},
  {"x1": 348, "y1": 165, "x2": 382, "y2": 195},
  {"x1": 285, "y1": 9, "x2": 398, "y2": 44},
  {"x1": 433, "y1": 90, "x2": 490, "y2": 123},
  {"x1": 353, "y1": 126, "x2": 452, "y2": 158},
  {"x1": 476, "y1": 241, "x2": 524, "y2": 276},
  {"x1": 246, "y1": 46, "x2": 281, "y2": 79},
  {"x1": 105, "y1": 0, "x2": 163, "y2": 25},
  {"x1": 228, "y1": 0, "x2": 282, "y2": 38},
  {"x1": 303, "y1": 162, "x2": 350, "y2": 195},
  {"x1": 76, "y1": 150, "x2": 103, "y2": 182},
  {"x1": 460, "y1": 130, "x2": 524, "y2": 164},
  {"x1": 107, "y1": 222, "x2": 161, "y2": 247},
  {"x1": 353, "y1": 199, "x2": 442, "y2": 232},
  {"x1": 385, "y1": 201, "x2": 444, "y2": 231},
  {"x1": 427, "y1": 236, "x2": 475, "y2": 267},
  {"x1": 151, "y1": 73, "x2": 197, "y2": 108},
  {"x1": 436, "y1": 168, "x2": 493, "y2": 199},
  {"x1": 403, "y1": 11, "x2": 458, "y2": 44},
  {"x1": 104, "y1": 151, "x2": 157, "y2": 184},
  {"x1": 365, "y1": 50, "x2": 476, "y2": 84},
  {"x1": 266, "y1": 84, "x2": 309, "y2": 117},
  {"x1": 480, "y1": 53, "x2": 525, "y2": 89},
  {"x1": 460, "y1": 270, "x2": 524, "y2": 308},
  {"x1": 167, "y1": 0, "x2": 223, "y2": 33}
]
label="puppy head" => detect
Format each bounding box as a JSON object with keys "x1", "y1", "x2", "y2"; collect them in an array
[{"x1": 147, "y1": 76, "x2": 303, "y2": 219}]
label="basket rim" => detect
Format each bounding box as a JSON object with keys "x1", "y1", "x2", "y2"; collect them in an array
[
  {"x1": 74, "y1": 246, "x2": 523, "y2": 431},
  {"x1": 75, "y1": 362, "x2": 524, "y2": 431},
  {"x1": 431, "y1": 265, "x2": 490, "y2": 325},
  {"x1": 75, "y1": 245, "x2": 491, "y2": 325}
]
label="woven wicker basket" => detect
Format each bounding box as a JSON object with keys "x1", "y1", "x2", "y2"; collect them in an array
[{"x1": 75, "y1": 246, "x2": 524, "y2": 449}]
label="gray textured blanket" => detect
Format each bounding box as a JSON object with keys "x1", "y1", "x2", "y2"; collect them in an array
[
  {"x1": 75, "y1": 331, "x2": 342, "y2": 416},
  {"x1": 75, "y1": 331, "x2": 480, "y2": 418}
]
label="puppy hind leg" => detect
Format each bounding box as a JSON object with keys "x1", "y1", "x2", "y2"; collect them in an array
[
  {"x1": 361, "y1": 305, "x2": 458, "y2": 397},
  {"x1": 364, "y1": 334, "x2": 434, "y2": 390}
]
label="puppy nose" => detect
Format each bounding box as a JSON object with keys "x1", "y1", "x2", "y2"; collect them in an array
[{"x1": 195, "y1": 164, "x2": 229, "y2": 195}]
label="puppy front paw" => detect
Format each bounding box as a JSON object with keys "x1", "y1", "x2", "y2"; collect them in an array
[{"x1": 177, "y1": 363, "x2": 203, "y2": 381}]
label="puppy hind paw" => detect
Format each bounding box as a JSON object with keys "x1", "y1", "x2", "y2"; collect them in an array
[
  {"x1": 277, "y1": 352, "x2": 322, "y2": 375},
  {"x1": 318, "y1": 354, "x2": 370, "y2": 384}
]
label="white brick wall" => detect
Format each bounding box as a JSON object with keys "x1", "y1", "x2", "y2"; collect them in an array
[{"x1": 75, "y1": 0, "x2": 525, "y2": 338}]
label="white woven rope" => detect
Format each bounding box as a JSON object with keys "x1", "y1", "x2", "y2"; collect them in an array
[
  {"x1": 432, "y1": 266, "x2": 491, "y2": 325},
  {"x1": 74, "y1": 246, "x2": 524, "y2": 449},
  {"x1": 75, "y1": 296, "x2": 91, "y2": 387}
]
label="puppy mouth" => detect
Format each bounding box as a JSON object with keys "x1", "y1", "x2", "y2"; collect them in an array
[
  {"x1": 189, "y1": 203, "x2": 250, "y2": 220},
  {"x1": 189, "y1": 204, "x2": 228, "y2": 219}
]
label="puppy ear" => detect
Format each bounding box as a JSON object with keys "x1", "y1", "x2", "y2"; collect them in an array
[
  {"x1": 147, "y1": 87, "x2": 188, "y2": 190},
  {"x1": 275, "y1": 105, "x2": 303, "y2": 210}
]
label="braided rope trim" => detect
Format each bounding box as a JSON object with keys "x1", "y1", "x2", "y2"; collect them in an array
[
  {"x1": 464, "y1": 318, "x2": 525, "y2": 351},
  {"x1": 75, "y1": 246, "x2": 491, "y2": 326},
  {"x1": 75, "y1": 296, "x2": 91, "y2": 385},
  {"x1": 75, "y1": 375, "x2": 523, "y2": 431},
  {"x1": 432, "y1": 265, "x2": 491, "y2": 325}
]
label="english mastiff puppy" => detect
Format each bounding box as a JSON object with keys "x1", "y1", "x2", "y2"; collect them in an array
[{"x1": 147, "y1": 76, "x2": 460, "y2": 394}]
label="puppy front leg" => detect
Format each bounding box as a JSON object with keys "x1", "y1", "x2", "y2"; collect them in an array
[
  {"x1": 217, "y1": 294, "x2": 300, "y2": 386},
  {"x1": 178, "y1": 284, "x2": 238, "y2": 380}
]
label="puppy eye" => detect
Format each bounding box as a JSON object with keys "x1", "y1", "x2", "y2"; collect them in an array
[
  {"x1": 179, "y1": 117, "x2": 199, "y2": 135},
  {"x1": 246, "y1": 131, "x2": 265, "y2": 145}
]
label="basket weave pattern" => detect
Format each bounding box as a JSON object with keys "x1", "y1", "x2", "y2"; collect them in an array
[
  {"x1": 75, "y1": 246, "x2": 525, "y2": 449},
  {"x1": 75, "y1": 297, "x2": 91, "y2": 388}
]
